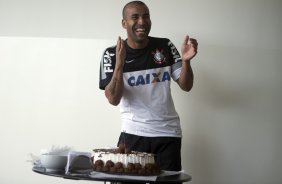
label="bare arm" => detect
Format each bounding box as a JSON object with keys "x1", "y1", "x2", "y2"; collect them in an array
[
  {"x1": 176, "y1": 35, "x2": 198, "y2": 92},
  {"x1": 105, "y1": 37, "x2": 126, "y2": 106},
  {"x1": 177, "y1": 60, "x2": 194, "y2": 91}
]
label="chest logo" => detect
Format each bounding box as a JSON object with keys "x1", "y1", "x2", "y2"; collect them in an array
[
  {"x1": 127, "y1": 71, "x2": 171, "y2": 87},
  {"x1": 125, "y1": 59, "x2": 135, "y2": 64},
  {"x1": 152, "y1": 49, "x2": 166, "y2": 64}
]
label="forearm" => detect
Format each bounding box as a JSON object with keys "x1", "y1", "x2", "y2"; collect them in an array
[
  {"x1": 177, "y1": 61, "x2": 194, "y2": 92},
  {"x1": 105, "y1": 66, "x2": 124, "y2": 106}
]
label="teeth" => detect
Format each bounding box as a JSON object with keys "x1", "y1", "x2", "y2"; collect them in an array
[{"x1": 136, "y1": 28, "x2": 145, "y2": 32}]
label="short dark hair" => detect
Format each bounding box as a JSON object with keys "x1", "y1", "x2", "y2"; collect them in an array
[{"x1": 122, "y1": 1, "x2": 149, "y2": 19}]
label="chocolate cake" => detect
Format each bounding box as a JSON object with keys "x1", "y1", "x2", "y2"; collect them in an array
[{"x1": 92, "y1": 144, "x2": 160, "y2": 175}]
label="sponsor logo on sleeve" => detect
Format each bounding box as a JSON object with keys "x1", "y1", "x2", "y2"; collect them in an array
[
  {"x1": 103, "y1": 51, "x2": 115, "y2": 73},
  {"x1": 168, "y1": 41, "x2": 181, "y2": 63}
]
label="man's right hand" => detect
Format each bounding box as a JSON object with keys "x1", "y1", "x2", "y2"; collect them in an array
[
  {"x1": 116, "y1": 36, "x2": 126, "y2": 68},
  {"x1": 104, "y1": 36, "x2": 126, "y2": 106}
]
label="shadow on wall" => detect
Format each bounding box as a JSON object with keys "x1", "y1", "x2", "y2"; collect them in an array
[
  {"x1": 176, "y1": 70, "x2": 246, "y2": 183},
  {"x1": 194, "y1": 69, "x2": 255, "y2": 110},
  {"x1": 177, "y1": 44, "x2": 282, "y2": 183}
]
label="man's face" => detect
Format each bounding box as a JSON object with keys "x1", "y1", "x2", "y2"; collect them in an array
[{"x1": 122, "y1": 4, "x2": 151, "y2": 44}]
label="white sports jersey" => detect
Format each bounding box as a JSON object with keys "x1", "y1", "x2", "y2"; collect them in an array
[{"x1": 99, "y1": 37, "x2": 183, "y2": 137}]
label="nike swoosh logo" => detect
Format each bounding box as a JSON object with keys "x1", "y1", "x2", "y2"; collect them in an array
[{"x1": 125, "y1": 59, "x2": 134, "y2": 64}]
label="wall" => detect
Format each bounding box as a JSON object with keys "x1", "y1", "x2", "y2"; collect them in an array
[{"x1": 0, "y1": 0, "x2": 281, "y2": 184}]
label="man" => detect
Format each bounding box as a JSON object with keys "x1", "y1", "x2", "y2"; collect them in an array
[{"x1": 99, "y1": 1, "x2": 198, "y2": 172}]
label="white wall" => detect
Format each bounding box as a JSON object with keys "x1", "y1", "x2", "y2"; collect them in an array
[{"x1": 0, "y1": 0, "x2": 281, "y2": 184}]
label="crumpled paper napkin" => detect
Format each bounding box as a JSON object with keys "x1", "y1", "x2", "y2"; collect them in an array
[{"x1": 27, "y1": 145, "x2": 73, "y2": 166}]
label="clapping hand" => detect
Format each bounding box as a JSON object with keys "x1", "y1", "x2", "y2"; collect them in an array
[
  {"x1": 181, "y1": 35, "x2": 198, "y2": 62},
  {"x1": 116, "y1": 36, "x2": 126, "y2": 68}
]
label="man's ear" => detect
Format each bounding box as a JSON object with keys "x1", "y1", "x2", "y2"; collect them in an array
[{"x1": 122, "y1": 19, "x2": 126, "y2": 29}]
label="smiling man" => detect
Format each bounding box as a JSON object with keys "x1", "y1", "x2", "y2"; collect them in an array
[{"x1": 99, "y1": 0, "x2": 198, "y2": 176}]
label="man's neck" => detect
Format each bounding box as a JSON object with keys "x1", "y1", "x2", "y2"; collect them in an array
[{"x1": 126, "y1": 38, "x2": 149, "y2": 49}]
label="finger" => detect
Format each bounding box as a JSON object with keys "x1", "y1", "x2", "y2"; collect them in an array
[
  {"x1": 120, "y1": 38, "x2": 124, "y2": 50},
  {"x1": 188, "y1": 39, "x2": 192, "y2": 46},
  {"x1": 191, "y1": 44, "x2": 198, "y2": 53},
  {"x1": 192, "y1": 44, "x2": 198, "y2": 53},
  {"x1": 191, "y1": 41, "x2": 197, "y2": 48},
  {"x1": 119, "y1": 38, "x2": 125, "y2": 54},
  {"x1": 117, "y1": 36, "x2": 121, "y2": 51},
  {"x1": 183, "y1": 35, "x2": 189, "y2": 45},
  {"x1": 189, "y1": 38, "x2": 198, "y2": 46}
]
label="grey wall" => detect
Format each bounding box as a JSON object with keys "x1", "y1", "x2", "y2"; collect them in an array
[{"x1": 0, "y1": 0, "x2": 281, "y2": 184}]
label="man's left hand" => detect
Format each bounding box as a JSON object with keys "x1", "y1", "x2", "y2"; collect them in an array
[{"x1": 181, "y1": 35, "x2": 198, "y2": 62}]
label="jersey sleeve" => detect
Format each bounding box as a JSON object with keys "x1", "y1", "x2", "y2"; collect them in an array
[
  {"x1": 167, "y1": 40, "x2": 182, "y2": 81},
  {"x1": 99, "y1": 48, "x2": 116, "y2": 90}
]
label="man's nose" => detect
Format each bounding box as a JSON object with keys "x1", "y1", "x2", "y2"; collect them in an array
[{"x1": 137, "y1": 17, "x2": 145, "y2": 25}]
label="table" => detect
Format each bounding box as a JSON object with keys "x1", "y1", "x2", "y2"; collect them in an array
[{"x1": 32, "y1": 166, "x2": 192, "y2": 183}]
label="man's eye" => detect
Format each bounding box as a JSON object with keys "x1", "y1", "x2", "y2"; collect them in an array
[{"x1": 144, "y1": 14, "x2": 150, "y2": 19}]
